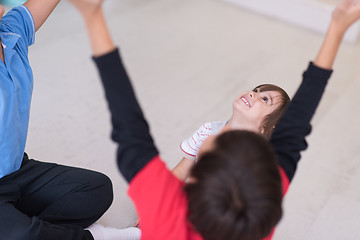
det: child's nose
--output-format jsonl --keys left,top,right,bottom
{"left": 250, "top": 91, "right": 258, "bottom": 99}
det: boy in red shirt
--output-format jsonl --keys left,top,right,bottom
{"left": 70, "top": 0, "right": 360, "bottom": 239}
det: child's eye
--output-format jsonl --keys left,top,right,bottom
{"left": 253, "top": 88, "right": 258, "bottom": 93}
{"left": 262, "top": 97, "right": 268, "bottom": 103}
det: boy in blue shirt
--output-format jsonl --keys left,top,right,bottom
{"left": 0, "top": 1, "right": 136, "bottom": 239}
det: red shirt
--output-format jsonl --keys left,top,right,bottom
{"left": 129, "top": 156, "right": 290, "bottom": 240}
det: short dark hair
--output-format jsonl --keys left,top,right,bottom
{"left": 254, "top": 84, "right": 290, "bottom": 139}
{"left": 185, "top": 130, "right": 283, "bottom": 240}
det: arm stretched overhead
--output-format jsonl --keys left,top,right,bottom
{"left": 70, "top": 0, "right": 159, "bottom": 182}
{"left": 272, "top": 0, "right": 360, "bottom": 182}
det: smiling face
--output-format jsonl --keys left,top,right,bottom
{"left": 199, "top": 84, "right": 289, "bottom": 157}
{"left": 230, "top": 86, "right": 285, "bottom": 133}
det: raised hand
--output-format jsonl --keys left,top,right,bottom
{"left": 68, "top": 0, "right": 104, "bottom": 20}
{"left": 314, "top": 0, "right": 360, "bottom": 69}
{"left": 68, "top": 0, "right": 114, "bottom": 57}
{"left": 332, "top": 0, "right": 360, "bottom": 34}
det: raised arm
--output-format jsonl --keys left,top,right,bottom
{"left": 23, "top": 0, "right": 61, "bottom": 32}
{"left": 271, "top": 0, "right": 360, "bottom": 182}
{"left": 69, "top": 0, "right": 159, "bottom": 182}
{"left": 68, "top": 0, "right": 114, "bottom": 56}
{"left": 315, "top": 0, "right": 360, "bottom": 69}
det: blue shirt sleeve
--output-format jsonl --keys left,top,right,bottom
{"left": 1, "top": 5, "right": 35, "bottom": 47}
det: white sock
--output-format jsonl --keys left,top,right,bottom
{"left": 86, "top": 223, "right": 141, "bottom": 240}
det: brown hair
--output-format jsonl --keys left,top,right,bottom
{"left": 185, "top": 131, "right": 283, "bottom": 240}
{"left": 254, "top": 84, "right": 290, "bottom": 139}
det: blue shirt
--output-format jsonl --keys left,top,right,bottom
{"left": 0, "top": 5, "right": 35, "bottom": 179}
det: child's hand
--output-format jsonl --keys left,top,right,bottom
{"left": 68, "top": 0, "right": 104, "bottom": 19}
{"left": 331, "top": 0, "right": 360, "bottom": 34}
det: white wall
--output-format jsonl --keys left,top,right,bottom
{"left": 223, "top": 0, "right": 360, "bottom": 42}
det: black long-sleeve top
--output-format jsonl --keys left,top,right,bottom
{"left": 270, "top": 62, "right": 332, "bottom": 181}
{"left": 93, "top": 49, "right": 332, "bottom": 240}
{"left": 93, "top": 49, "right": 332, "bottom": 184}
{"left": 93, "top": 49, "right": 158, "bottom": 182}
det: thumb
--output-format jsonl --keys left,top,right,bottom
{"left": 0, "top": 6, "right": 4, "bottom": 20}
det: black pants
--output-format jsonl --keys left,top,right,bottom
{"left": 0, "top": 153, "right": 113, "bottom": 240}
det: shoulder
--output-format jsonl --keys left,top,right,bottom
{"left": 0, "top": 6, "right": 35, "bottom": 46}
{"left": 1, "top": 6, "right": 34, "bottom": 28}
{"left": 129, "top": 156, "right": 184, "bottom": 200}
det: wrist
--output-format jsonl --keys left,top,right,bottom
{"left": 82, "top": 8, "right": 104, "bottom": 25}
{"left": 328, "top": 20, "right": 348, "bottom": 38}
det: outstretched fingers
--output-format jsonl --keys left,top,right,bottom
{"left": 342, "top": 0, "right": 353, "bottom": 8}
{"left": 339, "top": 0, "right": 360, "bottom": 13}
{"left": 331, "top": 0, "right": 360, "bottom": 31}
{"left": 353, "top": 0, "right": 360, "bottom": 9}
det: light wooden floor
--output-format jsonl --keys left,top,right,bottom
{"left": 21, "top": 0, "right": 360, "bottom": 239}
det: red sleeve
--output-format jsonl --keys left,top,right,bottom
{"left": 261, "top": 167, "right": 290, "bottom": 240}
{"left": 128, "top": 156, "right": 203, "bottom": 240}
{"left": 279, "top": 166, "right": 290, "bottom": 197}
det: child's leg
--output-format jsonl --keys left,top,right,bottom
{"left": 0, "top": 201, "right": 94, "bottom": 240}
{"left": 0, "top": 155, "right": 106, "bottom": 240}
{"left": 13, "top": 154, "right": 113, "bottom": 227}
{"left": 12, "top": 158, "right": 141, "bottom": 240}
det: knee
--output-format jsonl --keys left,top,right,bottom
{"left": 89, "top": 172, "right": 114, "bottom": 210}
{"left": 98, "top": 173, "right": 114, "bottom": 207}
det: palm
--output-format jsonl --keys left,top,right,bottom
{"left": 332, "top": 0, "right": 360, "bottom": 29}
{"left": 68, "top": 0, "right": 103, "bottom": 17}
